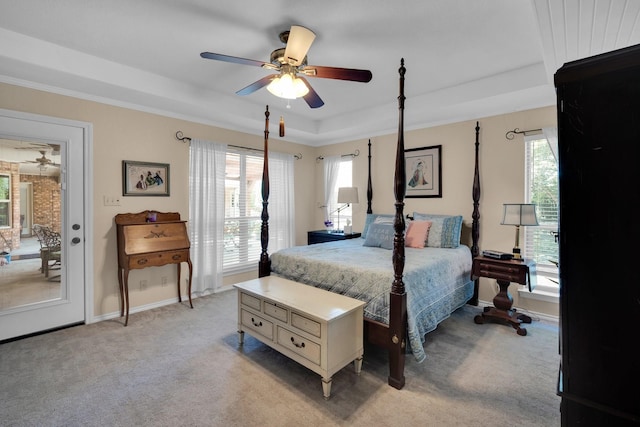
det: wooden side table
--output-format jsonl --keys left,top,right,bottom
{"left": 307, "top": 230, "right": 361, "bottom": 245}
{"left": 471, "top": 256, "right": 536, "bottom": 336}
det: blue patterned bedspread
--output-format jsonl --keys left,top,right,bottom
{"left": 270, "top": 239, "right": 474, "bottom": 362}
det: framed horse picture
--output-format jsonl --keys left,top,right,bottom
{"left": 122, "top": 160, "right": 170, "bottom": 196}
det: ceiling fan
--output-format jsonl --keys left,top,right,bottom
{"left": 27, "top": 151, "right": 59, "bottom": 168}
{"left": 200, "top": 25, "right": 373, "bottom": 108}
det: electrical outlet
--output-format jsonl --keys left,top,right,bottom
{"left": 161, "top": 276, "right": 167, "bottom": 286}
{"left": 140, "top": 280, "right": 148, "bottom": 290}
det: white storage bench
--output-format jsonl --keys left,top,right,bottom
{"left": 233, "top": 275, "right": 365, "bottom": 399}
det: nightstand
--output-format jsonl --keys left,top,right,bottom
{"left": 307, "top": 230, "right": 361, "bottom": 245}
{"left": 471, "top": 256, "right": 536, "bottom": 336}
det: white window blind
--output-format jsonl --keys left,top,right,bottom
{"left": 524, "top": 135, "right": 559, "bottom": 280}
{"left": 223, "top": 148, "right": 294, "bottom": 273}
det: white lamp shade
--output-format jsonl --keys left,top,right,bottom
{"left": 267, "top": 73, "right": 309, "bottom": 99}
{"left": 501, "top": 203, "right": 539, "bottom": 226}
{"left": 337, "top": 187, "right": 359, "bottom": 204}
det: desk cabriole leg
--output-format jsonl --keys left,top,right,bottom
{"left": 176, "top": 263, "right": 182, "bottom": 303}
{"left": 187, "top": 259, "right": 193, "bottom": 308}
{"left": 117, "top": 267, "right": 124, "bottom": 317}
{"left": 123, "top": 269, "right": 130, "bottom": 326}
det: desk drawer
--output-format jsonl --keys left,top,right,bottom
{"left": 124, "top": 222, "right": 190, "bottom": 253}
{"left": 241, "top": 309, "right": 274, "bottom": 340}
{"left": 128, "top": 249, "right": 189, "bottom": 268}
{"left": 277, "top": 326, "right": 321, "bottom": 365}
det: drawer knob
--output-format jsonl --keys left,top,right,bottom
{"left": 251, "top": 318, "right": 262, "bottom": 327}
{"left": 137, "top": 258, "right": 148, "bottom": 265}
{"left": 172, "top": 254, "right": 181, "bottom": 260}
{"left": 290, "top": 337, "right": 306, "bottom": 348}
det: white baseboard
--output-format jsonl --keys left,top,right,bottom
{"left": 90, "top": 287, "right": 236, "bottom": 324}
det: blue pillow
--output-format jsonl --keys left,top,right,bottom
{"left": 363, "top": 223, "right": 394, "bottom": 250}
{"left": 413, "top": 212, "right": 463, "bottom": 248}
{"left": 362, "top": 213, "right": 394, "bottom": 238}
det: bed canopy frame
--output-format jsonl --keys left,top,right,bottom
{"left": 258, "top": 59, "right": 481, "bottom": 390}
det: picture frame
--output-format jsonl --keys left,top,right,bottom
{"left": 404, "top": 145, "right": 442, "bottom": 198}
{"left": 122, "top": 160, "right": 170, "bottom": 197}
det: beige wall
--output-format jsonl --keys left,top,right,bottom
{"left": 317, "top": 108, "right": 558, "bottom": 317}
{"left": 0, "top": 81, "right": 558, "bottom": 320}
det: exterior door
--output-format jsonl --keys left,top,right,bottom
{"left": 0, "top": 109, "right": 89, "bottom": 341}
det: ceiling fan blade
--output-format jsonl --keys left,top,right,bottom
{"left": 236, "top": 75, "right": 278, "bottom": 96}
{"left": 297, "top": 76, "right": 324, "bottom": 108}
{"left": 200, "top": 52, "right": 267, "bottom": 68}
{"left": 283, "top": 25, "right": 316, "bottom": 66}
{"left": 303, "top": 65, "right": 372, "bottom": 82}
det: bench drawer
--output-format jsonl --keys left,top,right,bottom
{"left": 291, "top": 312, "right": 321, "bottom": 338}
{"left": 277, "top": 326, "right": 321, "bottom": 366}
{"left": 240, "top": 292, "right": 262, "bottom": 311}
{"left": 240, "top": 309, "right": 273, "bottom": 340}
{"left": 264, "top": 300, "right": 288, "bottom": 322}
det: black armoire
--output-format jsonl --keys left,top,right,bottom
{"left": 555, "top": 45, "right": 640, "bottom": 426}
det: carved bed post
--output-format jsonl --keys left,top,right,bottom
{"left": 258, "top": 106, "right": 271, "bottom": 278}
{"left": 388, "top": 59, "right": 407, "bottom": 390}
{"left": 367, "top": 139, "right": 373, "bottom": 214}
{"left": 470, "top": 121, "right": 481, "bottom": 305}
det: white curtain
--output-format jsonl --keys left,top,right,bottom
{"left": 543, "top": 127, "right": 558, "bottom": 162}
{"left": 189, "top": 139, "right": 226, "bottom": 295}
{"left": 266, "top": 151, "right": 295, "bottom": 250}
{"left": 323, "top": 155, "right": 341, "bottom": 222}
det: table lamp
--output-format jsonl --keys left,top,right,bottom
{"left": 334, "top": 187, "right": 359, "bottom": 232}
{"left": 501, "top": 203, "right": 538, "bottom": 260}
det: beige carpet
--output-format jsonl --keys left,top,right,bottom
{"left": 0, "top": 289, "right": 560, "bottom": 426}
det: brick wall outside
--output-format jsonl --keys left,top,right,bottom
{"left": 21, "top": 173, "right": 61, "bottom": 232}
{"left": 0, "top": 160, "right": 60, "bottom": 252}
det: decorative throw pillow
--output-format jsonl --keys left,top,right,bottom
{"left": 413, "top": 212, "right": 463, "bottom": 248}
{"left": 405, "top": 220, "right": 432, "bottom": 248}
{"left": 362, "top": 213, "right": 394, "bottom": 238}
{"left": 363, "top": 222, "right": 394, "bottom": 250}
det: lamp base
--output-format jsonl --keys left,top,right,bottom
{"left": 512, "top": 247, "right": 522, "bottom": 260}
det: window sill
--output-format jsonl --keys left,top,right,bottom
{"left": 518, "top": 275, "right": 559, "bottom": 303}
{"left": 518, "top": 286, "right": 559, "bottom": 303}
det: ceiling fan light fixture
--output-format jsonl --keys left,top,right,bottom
{"left": 267, "top": 73, "right": 309, "bottom": 99}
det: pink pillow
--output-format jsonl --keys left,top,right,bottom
{"left": 405, "top": 220, "right": 432, "bottom": 248}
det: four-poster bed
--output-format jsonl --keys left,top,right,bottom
{"left": 257, "top": 59, "right": 481, "bottom": 389}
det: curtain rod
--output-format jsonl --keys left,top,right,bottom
{"left": 175, "top": 131, "right": 301, "bottom": 159}
{"left": 316, "top": 148, "right": 360, "bottom": 163}
{"left": 505, "top": 128, "right": 543, "bottom": 140}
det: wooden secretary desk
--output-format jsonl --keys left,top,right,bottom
{"left": 115, "top": 211, "right": 193, "bottom": 326}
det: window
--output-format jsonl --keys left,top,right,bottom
{"left": 524, "top": 132, "right": 559, "bottom": 292}
{"left": 0, "top": 175, "right": 10, "bottom": 228}
{"left": 223, "top": 149, "right": 264, "bottom": 271}
{"left": 223, "top": 148, "right": 294, "bottom": 273}
{"left": 326, "top": 159, "right": 353, "bottom": 230}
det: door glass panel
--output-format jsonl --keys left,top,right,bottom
{"left": 0, "top": 138, "right": 62, "bottom": 311}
